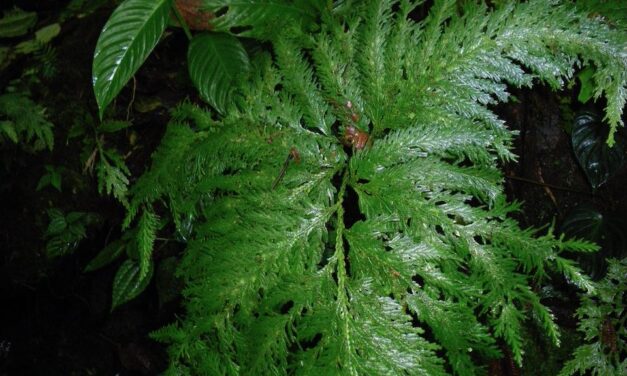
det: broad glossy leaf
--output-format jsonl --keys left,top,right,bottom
{"left": 93, "top": 0, "right": 172, "bottom": 118}
{"left": 561, "top": 205, "right": 627, "bottom": 278}
{"left": 111, "top": 258, "right": 154, "bottom": 311}
{"left": 84, "top": 239, "right": 126, "bottom": 272}
{"left": 561, "top": 206, "right": 604, "bottom": 241}
{"left": 572, "top": 111, "right": 624, "bottom": 189}
{"left": 188, "top": 32, "right": 250, "bottom": 113}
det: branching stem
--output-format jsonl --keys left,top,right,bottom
{"left": 505, "top": 174, "right": 591, "bottom": 196}
{"left": 333, "top": 168, "right": 357, "bottom": 374}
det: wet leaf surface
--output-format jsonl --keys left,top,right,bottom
{"left": 572, "top": 111, "right": 624, "bottom": 189}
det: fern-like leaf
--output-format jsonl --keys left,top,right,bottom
{"left": 126, "top": 1, "right": 625, "bottom": 373}
{"left": 136, "top": 209, "right": 159, "bottom": 279}
{"left": 97, "top": 148, "right": 130, "bottom": 204}
{"left": 560, "top": 258, "right": 627, "bottom": 376}
{"left": 0, "top": 93, "right": 54, "bottom": 150}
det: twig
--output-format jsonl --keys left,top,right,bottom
{"left": 126, "top": 76, "right": 136, "bottom": 121}
{"left": 271, "top": 155, "right": 292, "bottom": 190}
{"left": 505, "top": 174, "right": 591, "bottom": 196}
{"left": 98, "top": 333, "right": 119, "bottom": 348}
{"left": 83, "top": 146, "right": 99, "bottom": 174}
{"left": 536, "top": 163, "right": 559, "bottom": 212}
{"left": 271, "top": 148, "right": 300, "bottom": 190}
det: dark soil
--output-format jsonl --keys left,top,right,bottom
{"left": 1, "top": 2, "right": 191, "bottom": 375}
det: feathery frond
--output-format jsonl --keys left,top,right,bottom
{"left": 131, "top": 1, "right": 624, "bottom": 373}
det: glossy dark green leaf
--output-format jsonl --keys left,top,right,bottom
{"left": 572, "top": 111, "right": 625, "bottom": 189}
{"left": 46, "top": 209, "right": 67, "bottom": 235}
{"left": 111, "top": 258, "right": 154, "bottom": 311}
{"left": 46, "top": 236, "right": 78, "bottom": 258}
{"left": 187, "top": 32, "right": 250, "bottom": 114}
{"left": 561, "top": 205, "right": 627, "bottom": 279}
{"left": 84, "top": 239, "right": 126, "bottom": 272}
{"left": 561, "top": 206, "right": 604, "bottom": 241}
{"left": 92, "top": 0, "right": 172, "bottom": 119}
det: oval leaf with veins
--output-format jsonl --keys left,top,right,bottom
{"left": 111, "top": 258, "right": 154, "bottom": 311}
{"left": 572, "top": 111, "right": 624, "bottom": 189}
{"left": 93, "top": 0, "right": 172, "bottom": 118}
{"left": 188, "top": 32, "right": 250, "bottom": 114}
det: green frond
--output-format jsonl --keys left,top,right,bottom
{"left": 352, "top": 122, "right": 500, "bottom": 174}
{"left": 357, "top": 0, "right": 396, "bottom": 130}
{"left": 348, "top": 281, "right": 447, "bottom": 376}
{"left": 122, "top": 0, "right": 626, "bottom": 373}
{"left": 125, "top": 121, "right": 198, "bottom": 228}
{"left": 407, "top": 290, "right": 501, "bottom": 376}
{"left": 493, "top": 302, "right": 525, "bottom": 365}
{"left": 0, "top": 92, "right": 54, "bottom": 150}
{"left": 560, "top": 258, "right": 627, "bottom": 375}
{"left": 554, "top": 256, "right": 595, "bottom": 293}
{"left": 274, "top": 35, "right": 333, "bottom": 135}
{"left": 493, "top": 0, "right": 627, "bottom": 144}
{"left": 136, "top": 208, "right": 158, "bottom": 279}
{"left": 97, "top": 148, "right": 130, "bottom": 204}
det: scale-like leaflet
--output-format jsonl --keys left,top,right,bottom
{"left": 135, "top": 1, "right": 624, "bottom": 374}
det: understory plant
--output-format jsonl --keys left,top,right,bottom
{"left": 560, "top": 258, "right": 627, "bottom": 376}
{"left": 0, "top": 7, "right": 59, "bottom": 152}
{"left": 92, "top": 0, "right": 323, "bottom": 117}
{"left": 97, "top": 0, "right": 626, "bottom": 374}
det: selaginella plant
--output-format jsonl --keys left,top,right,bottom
{"left": 560, "top": 258, "right": 627, "bottom": 376}
{"left": 115, "top": 0, "right": 625, "bottom": 374}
